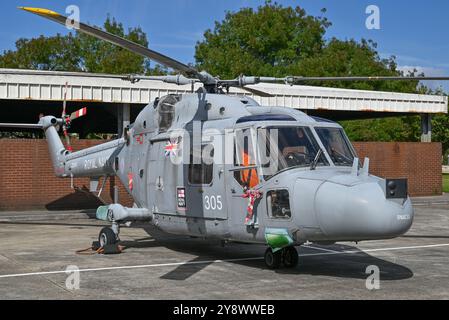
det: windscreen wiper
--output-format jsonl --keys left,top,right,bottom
{"left": 310, "top": 149, "right": 324, "bottom": 170}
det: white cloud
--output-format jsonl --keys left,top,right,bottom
{"left": 397, "top": 65, "right": 446, "bottom": 77}
{"left": 397, "top": 65, "right": 448, "bottom": 91}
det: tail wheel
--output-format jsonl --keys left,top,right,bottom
{"left": 264, "top": 247, "right": 282, "bottom": 269}
{"left": 283, "top": 246, "right": 299, "bottom": 268}
{"left": 99, "top": 227, "right": 118, "bottom": 247}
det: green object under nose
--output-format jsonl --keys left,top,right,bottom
{"left": 265, "top": 228, "right": 294, "bottom": 252}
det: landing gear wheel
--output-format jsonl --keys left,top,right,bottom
{"left": 264, "top": 247, "right": 282, "bottom": 269}
{"left": 99, "top": 227, "right": 118, "bottom": 247}
{"left": 283, "top": 246, "right": 299, "bottom": 268}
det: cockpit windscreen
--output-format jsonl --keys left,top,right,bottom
{"left": 315, "top": 127, "right": 355, "bottom": 166}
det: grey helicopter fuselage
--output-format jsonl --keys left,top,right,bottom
{"left": 38, "top": 92, "right": 414, "bottom": 247}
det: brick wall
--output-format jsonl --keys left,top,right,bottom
{"left": 0, "top": 140, "right": 443, "bottom": 211}
{"left": 0, "top": 139, "right": 133, "bottom": 211}
{"left": 353, "top": 142, "right": 442, "bottom": 196}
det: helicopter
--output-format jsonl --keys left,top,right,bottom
{"left": 2, "top": 6, "right": 448, "bottom": 269}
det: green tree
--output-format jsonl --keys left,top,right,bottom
{"left": 432, "top": 114, "right": 449, "bottom": 156}
{"left": 341, "top": 116, "right": 421, "bottom": 142}
{"left": 296, "top": 38, "right": 419, "bottom": 93}
{"left": 194, "top": 2, "right": 419, "bottom": 93}
{"left": 195, "top": 1, "right": 443, "bottom": 146}
{"left": 195, "top": 2, "right": 331, "bottom": 78}
{"left": 0, "top": 16, "right": 159, "bottom": 75}
{"left": 77, "top": 16, "right": 150, "bottom": 74}
{"left": 0, "top": 33, "right": 81, "bottom": 71}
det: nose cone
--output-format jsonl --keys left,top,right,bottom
{"left": 314, "top": 181, "right": 414, "bottom": 240}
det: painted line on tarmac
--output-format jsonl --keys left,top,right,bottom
{"left": 305, "top": 245, "right": 340, "bottom": 254}
{"left": 0, "top": 257, "right": 263, "bottom": 279}
{"left": 0, "top": 242, "right": 449, "bottom": 280}
{"left": 413, "top": 201, "right": 449, "bottom": 206}
{"left": 301, "top": 243, "right": 449, "bottom": 257}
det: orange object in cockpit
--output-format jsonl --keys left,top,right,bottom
{"left": 241, "top": 151, "right": 259, "bottom": 188}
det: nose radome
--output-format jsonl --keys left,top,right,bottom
{"left": 314, "top": 180, "right": 414, "bottom": 241}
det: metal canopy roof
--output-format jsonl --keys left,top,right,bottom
{"left": 0, "top": 68, "right": 447, "bottom": 114}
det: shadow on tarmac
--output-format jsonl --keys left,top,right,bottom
{"left": 118, "top": 224, "right": 414, "bottom": 281}
{"left": 0, "top": 219, "right": 414, "bottom": 282}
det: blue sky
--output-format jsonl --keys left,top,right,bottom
{"left": 1, "top": 0, "right": 449, "bottom": 89}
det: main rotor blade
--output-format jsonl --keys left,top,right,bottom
{"left": 19, "top": 7, "right": 201, "bottom": 79}
{"left": 287, "top": 76, "right": 449, "bottom": 83}
{"left": 241, "top": 86, "right": 274, "bottom": 98}
{"left": 228, "top": 75, "right": 449, "bottom": 87}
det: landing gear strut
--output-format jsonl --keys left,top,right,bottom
{"left": 264, "top": 246, "right": 299, "bottom": 269}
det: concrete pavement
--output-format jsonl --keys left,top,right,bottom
{"left": 0, "top": 203, "right": 448, "bottom": 299}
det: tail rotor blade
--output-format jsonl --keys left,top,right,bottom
{"left": 70, "top": 107, "right": 87, "bottom": 121}
{"left": 62, "top": 82, "right": 68, "bottom": 118}
{"left": 62, "top": 126, "right": 72, "bottom": 152}
{"left": 61, "top": 82, "right": 73, "bottom": 152}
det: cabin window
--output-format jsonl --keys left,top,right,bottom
{"left": 188, "top": 146, "right": 214, "bottom": 185}
{"left": 157, "top": 95, "right": 180, "bottom": 132}
{"left": 267, "top": 190, "right": 291, "bottom": 219}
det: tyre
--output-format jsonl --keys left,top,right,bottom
{"left": 283, "top": 246, "right": 299, "bottom": 268}
{"left": 264, "top": 247, "right": 282, "bottom": 269}
{"left": 99, "top": 227, "right": 118, "bottom": 247}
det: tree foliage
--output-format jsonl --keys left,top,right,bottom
{"left": 295, "top": 38, "right": 419, "bottom": 93}
{"left": 195, "top": 2, "right": 419, "bottom": 93}
{"left": 195, "top": 2, "right": 330, "bottom": 78}
{"left": 77, "top": 16, "right": 150, "bottom": 74}
{"left": 0, "top": 16, "right": 158, "bottom": 75}
{"left": 0, "top": 33, "right": 81, "bottom": 71}
{"left": 195, "top": 1, "right": 448, "bottom": 154}
{"left": 341, "top": 116, "right": 421, "bottom": 142}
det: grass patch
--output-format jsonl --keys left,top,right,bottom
{"left": 444, "top": 174, "right": 449, "bottom": 193}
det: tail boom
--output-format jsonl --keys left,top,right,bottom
{"left": 39, "top": 116, "right": 124, "bottom": 178}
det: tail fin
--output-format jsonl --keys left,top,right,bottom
{"left": 39, "top": 116, "right": 68, "bottom": 176}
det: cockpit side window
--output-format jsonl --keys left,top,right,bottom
{"left": 267, "top": 190, "right": 291, "bottom": 219}
{"left": 233, "top": 129, "right": 260, "bottom": 189}
{"left": 260, "top": 126, "right": 328, "bottom": 180}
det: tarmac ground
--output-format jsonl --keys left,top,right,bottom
{"left": 0, "top": 196, "right": 448, "bottom": 300}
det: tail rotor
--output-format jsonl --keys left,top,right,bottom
{"left": 61, "top": 82, "right": 88, "bottom": 153}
